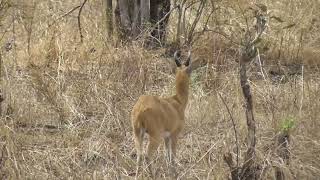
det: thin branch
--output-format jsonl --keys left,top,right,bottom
{"left": 190, "top": 7, "right": 216, "bottom": 46}
{"left": 59, "top": 5, "right": 81, "bottom": 21}
{"left": 78, "top": 0, "right": 88, "bottom": 43}
{"left": 218, "top": 92, "right": 239, "bottom": 170}
{"left": 256, "top": 49, "right": 267, "bottom": 80}
{"left": 203, "top": 29, "right": 241, "bottom": 46}
{"left": 37, "top": 5, "right": 81, "bottom": 37}
{"left": 139, "top": 5, "right": 179, "bottom": 41}
{"left": 299, "top": 65, "right": 304, "bottom": 117}
{"left": 185, "top": 0, "right": 201, "bottom": 10}
{"left": 236, "top": 0, "right": 250, "bottom": 37}
{"left": 249, "top": 24, "right": 266, "bottom": 46}
{"left": 153, "top": 5, "right": 179, "bottom": 29}
{"left": 178, "top": 141, "right": 220, "bottom": 179}
{"left": 186, "top": 0, "right": 206, "bottom": 45}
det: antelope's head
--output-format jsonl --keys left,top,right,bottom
{"left": 173, "top": 50, "right": 193, "bottom": 79}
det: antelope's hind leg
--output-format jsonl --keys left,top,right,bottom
{"left": 164, "top": 136, "right": 172, "bottom": 165}
{"left": 146, "top": 134, "right": 161, "bottom": 179}
{"left": 165, "top": 136, "right": 176, "bottom": 178}
{"left": 133, "top": 127, "right": 145, "bottom": 179}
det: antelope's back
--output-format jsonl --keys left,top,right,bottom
{"left": 131, "top": 95, "right": 183, "bottom": 132}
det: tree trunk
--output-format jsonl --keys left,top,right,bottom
{"left": 116, "top": 0, "right": 132, "bottom": 38}
{"left": 158, "top": 0, "right": 170, "bottom": 43}
{"left": 132, "top": 0, "right": 141, "bottom": 37}
{"left": 150, "top": 0, "right": 170, "bottom": 45}
{"left": 0, "top": 53, "right": 3, "bottom": 117}
{"left": 114, "top": 0, "right": 170, "bottom": 44}
{"left": 239, "top": 60, "right": 257, "bottom": 180}
{"left": 105, "top": 0, "right": 113, "bottom": 37}
{"left": 140, "top": 0, "right": 150, "bottom": 27}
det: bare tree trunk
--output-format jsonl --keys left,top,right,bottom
{"left": 132, "top": 0, "right": 141, "bottom": 37}
{"left": 186, "top": 0, "right": 206, "bottom": 45}
{"left": 239, "top": 59, "right": 257, "bottom": 180}
{"left": 223, "top": 50, "right": 259, "bottom": 180}
{"left": 117, "top": 0, "right": 132, "bottom": 36}
{"left": 105, "top": 0, "right": 113, "bottom": 37}
{"left": 175, "top": 4, "right": 182, "bottom": 46}
{"left": 158, "top": 0, "right": 170, "bottom": 43}
{"left": 114, "top": 0, "right": 170, "bottom": 43}
{"left": 150, "top": 0, "right": 171, "bottom": 44}
{"left": 140, "top": 0, "right": 150, "bottom": 28}
{"left": 224, "top": 9, "right": 268, "bottom": 180}
{"left": 0, "top": 53, "right": 3, "bottom": 117}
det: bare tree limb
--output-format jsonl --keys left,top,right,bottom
{"left": 78, "top": 0, "right": 88, "bottom": 43}
{"left": 190, "top": 7, "right": 216, "bottom": 46}
{"left": 201, "top": 28, "right": 241, "bottom": 46}
{"left": 224, "top": 6, "right": 268, "bottom": 180}
{"left": 140, "top": 0, "right": 150, "bottom": 27}
{"left": 57, "top": 5, "right": 81, "bottom": 23}
{"left": 186, "top": 0, "right": 206, "bottom": 45}
{"left": 218, "top": 92, "right": 240, "bottom": 171}
{"left": 224, "top": 152, "right": 239, "bottom": 180}
{"left": 139, "top": 5, "right": 179, "bottom": 42}
{"left": 0, "top": 53, "right": 3, "bottom": 117}
{"left": 239, "top": 60, "right": 256, "bottom": 179}
{"left": 153, "top": 5, "right": 179, "bottom": 31}
{"left": 105, "top": 0, "right": 113, "bottom": 37}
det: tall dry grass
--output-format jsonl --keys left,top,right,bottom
{"left": 0, "top": 0, "right": 320, "bottom": 179}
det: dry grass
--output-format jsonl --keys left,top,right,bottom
{"left": 1, "top": 0, "right": 320, "bottom": 179}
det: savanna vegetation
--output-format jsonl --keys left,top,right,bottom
{"left": 0, "top": 0, "right": 320, "bottom": 179}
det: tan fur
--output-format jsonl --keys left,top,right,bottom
{"left": 131, "top": 52, "right": 192, "bottom": 179}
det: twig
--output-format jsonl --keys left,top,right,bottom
{"left": 186, "top": 0, "right": 206, "bottom": 45}
{"left": 36, "top": 5, "right": 81, "bottom": 38}
{"left": 204, "top": 29, "right": 241, "bottom": 46}
{"left": 178, "top": 141, "right": 219, "bottom": 179}
{"left": 139, "top": 5, "right": 179, "bottom": 42}
{"left": 256, "top": 48, "right": 267, "bottom": 80}
{"left": 218, "top": 92, "right": 239, "bottom": 170}
{"left": 190, "top": 7, "right": 216, "bottom": 46}
{"left": 236, "top": 0, "right": 250, "bottom": 38}
{"left": 299, "top": 65, "right": 304, "bottom": 117}
{"left": 78, "top": 0, "right": 88, "bottom": 43}
{"left": 64, "top": 5, "right": 81, "bottom": 17}
{"left": 153, "top": 5, "right": 179, "bottom": 30}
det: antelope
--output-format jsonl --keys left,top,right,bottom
{"left": 131, "top": 50, "right": 192, "bottom": 179}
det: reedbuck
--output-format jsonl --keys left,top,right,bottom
{"left": 131, "top": 50, "right": 192, "bottom": 178}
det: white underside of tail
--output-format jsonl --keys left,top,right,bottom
{"left": 142, "top": 128, "right": 171, "bottom": 138}
{"left": 162, "top": 131, "right": 171, "bottom": 138}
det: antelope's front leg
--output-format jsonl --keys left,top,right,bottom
{"left": 165, "top": 135, "right": 177, "bottom": 178}
{"left": 170, "top": 133, "right": 180, "bottom": 178}
{"left": 146, "top": 134, "right": 161, "bottom": 179}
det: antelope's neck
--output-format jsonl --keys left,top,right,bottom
{"left": 175, "top": 79, "right": 189, "bottom": 109}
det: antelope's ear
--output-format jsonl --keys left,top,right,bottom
{"left": 184, "top": 50, "right": 191, "bottom": 66}
{"left": 174, "top": 51, "right": 181, "bottom": 67}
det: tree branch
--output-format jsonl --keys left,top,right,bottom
{"left": 218, "top": 92, "right": 239, "bottom": 170}
{"left": 78, "top": 0, "right": 88, "bottom": 43}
